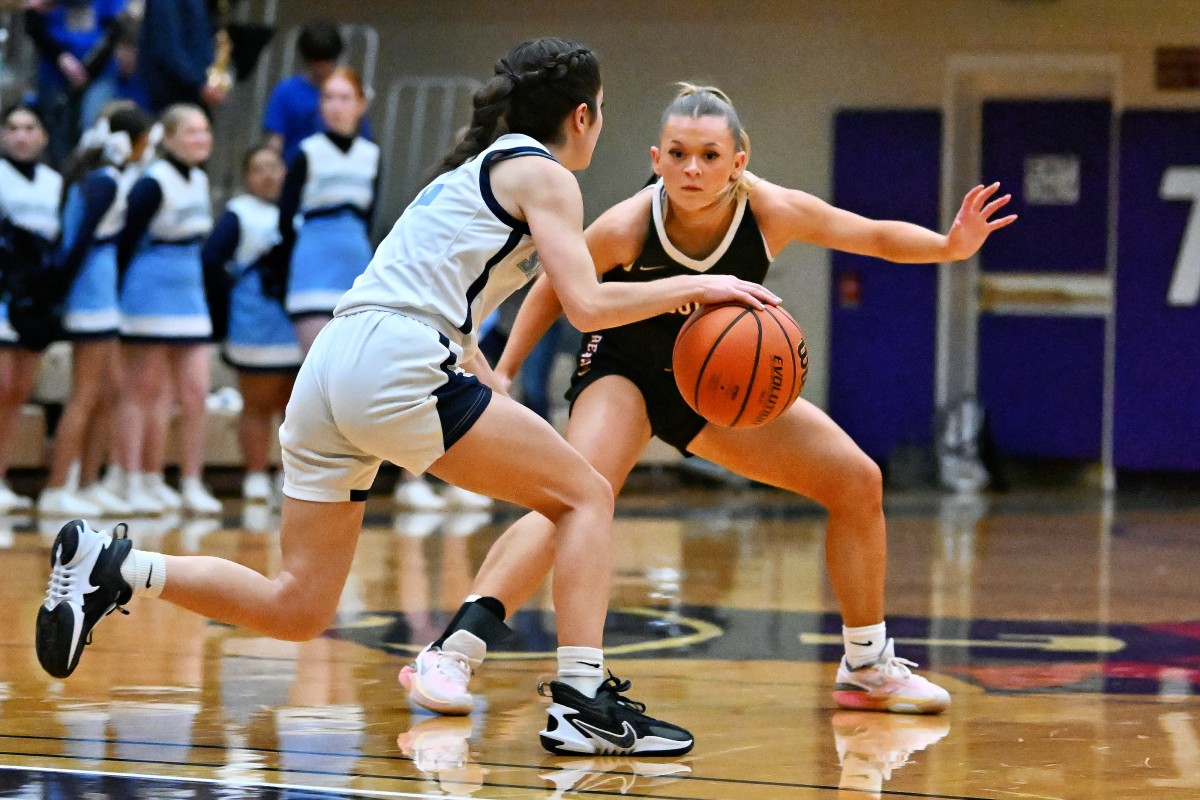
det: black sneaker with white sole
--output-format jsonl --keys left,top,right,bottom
{"left": 538, "top": 674, "right": 694, "bottom": 756}
{"left": 36, "top": 519, "right": 134, "bottom": 679}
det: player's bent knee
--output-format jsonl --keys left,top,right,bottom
{"left": 816, "top": 452, "right": 883, "bottom": 514}
{"left": 540, "top": 466, "right": 614, "bottom": 524}
{"left": 269, "top": 586, "right": 339, "bottom": 641}
{"left": 845, "top": 454, "right": 884, "bottom": 509}
{"left": 578, "top": 466, "right": 616, "bottom": 515}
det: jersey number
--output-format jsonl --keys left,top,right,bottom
{"left": 1160, "top": 166, "right": 1200, "bottom": 307}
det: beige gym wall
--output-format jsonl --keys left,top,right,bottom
{"left": 255, "top": 0, "right": 1200, "bottom": 407}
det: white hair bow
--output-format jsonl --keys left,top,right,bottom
{"left": 79, "top": 118, "right": 133, "bottom": 166}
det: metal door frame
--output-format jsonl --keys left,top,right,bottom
{"left": 937, "top": 53, "right": 1122, "bottom": 491}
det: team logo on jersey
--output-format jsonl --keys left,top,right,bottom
{"left": 673, "top": 301, "right": 701, "bottom": 316}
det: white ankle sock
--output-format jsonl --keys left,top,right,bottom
{"left": 844, "top": 622, "right": 887, "bottom": 668}
{"left": 120, "top": 549, "right": 167, "bottom": 599}
{"left": 557, "top": 646, "right": 604, "bottom": 697}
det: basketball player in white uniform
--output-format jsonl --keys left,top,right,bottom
{"left": 37, "top": 39, "right": 778, "bottom": 757}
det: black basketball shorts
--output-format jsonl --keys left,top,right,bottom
{"left": 565, "top": 332, "right": 706, "bottom": 455}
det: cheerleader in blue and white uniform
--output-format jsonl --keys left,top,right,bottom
{"left": 278, "top": 67, "right": 379, "bottom": 353}
{"left": 202, "top": 145, "right": 300, "bottom": 503}
{"left": 0, "top": 103, "right": 61, "bottom": 514}
{"left": 37, "top": 105, "right": 154, "bottom": 519}
{"left": 115, "top": 104, "right": 221, "bottom": 515}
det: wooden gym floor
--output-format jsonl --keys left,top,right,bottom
{"left": 0, "top": 473, "right": 1198, "bottom": 799}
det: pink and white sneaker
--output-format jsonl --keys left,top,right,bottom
{"left": 834, "top": 639, "right": 950, "bottom": 714}
{"left": 399, "top": 630, "right": 485, "bottom": 715}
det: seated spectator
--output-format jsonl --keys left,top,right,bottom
{"left": 263, "top": 20, "right": 370, "bottom": 163}
{"left": 23, "top": 0, "right": 127, "bottom": 166}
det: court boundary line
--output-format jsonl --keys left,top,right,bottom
{"left": 0, "top": 739, "right": 1007, "bottom": 800}
{"left": 0, "top": 763, "right": 493, "bottom": 800}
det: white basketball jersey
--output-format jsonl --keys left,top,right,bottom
{"left": 336, "top": 133, "right": 551, "bottom": 357}
{"left": 298, "top": 134, "right": 379, "bottom": 214}
{"left": 0, "top": 158, "right": 62, "bottom": 240}
{"left": 144, "top": 159, "right": 212, "bottom": 242}
{"left": 226, "top": 194, "right": 281, "bottom": 271}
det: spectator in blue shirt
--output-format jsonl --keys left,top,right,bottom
{"left": 110, "top": 11, "right": 149, "bottom": 111}
{"left": 263, "top": 20, "right": 370, "bottom": 163}
{"left": 23, "top": 0, "right": 127, "bottom": 165}
{"left": 138, "top": 0, "right": 226, "bottom": 113}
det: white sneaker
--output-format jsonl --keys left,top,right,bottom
{"left": 100, "top": 465, "right": 124, "bottom": 496}
{"left": 78, "top": 483, "right": 134, "bottom": 516}
{"left": 441, "top": 485, "right": 493, "bottom": 510}
{"left": 37, "top": 487, "right": 103, "bottom": 518}
{"left": 242, "top": 472, "right": 271, "bottom": 503}
{"left": 398, "top": 630, "right": 485, "bottom": 715}
{"left": 144, "top": 474, "right": 182, "bottom": 511}
{"left": 0, "top": 480, "right": 32, "bottom": 512}
{"left": 122, "top": 474, "right": 166, "bottom": 515}
{"left": 394, "top": 478, "right": 448, "bottom": 511}
{"left": 181, "top": 478, "right": 222, "bottom": 515}
{"left": 834, "top": 639, "right": 951, "bottom": 714}
{"left": 36, "top": 519, "right": 134, "bottom": 678}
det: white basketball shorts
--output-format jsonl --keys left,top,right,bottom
{"left": 280, "top": 309, "right": 492, "bottom": 502}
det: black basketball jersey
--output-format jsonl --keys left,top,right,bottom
{"left": 595, "top": 180, "right": 772, "bottom": 363}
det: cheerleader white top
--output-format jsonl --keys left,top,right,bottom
{"left": 56, "top": 164, "right": 131, "bottom": 337}
{"left": 202, "top": 193, "right": 302, "bottom": 369}
{"left": 335, "top": 133, "right": 553, "bottom": 359}
{"left": 0, "top": 156, "right": 62, "bottom": 240}
{"left": 117, "top": 155, "right": 214, "bottom": 341}
{"left": 0, "top": 156, "right": 61, "bottom": 344}
{"left": 279, "top": 131, "right": 380, "bottom": 317}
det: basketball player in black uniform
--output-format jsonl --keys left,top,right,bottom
{"left": 402, "top": 83, "right": 1016, "bottom": 717}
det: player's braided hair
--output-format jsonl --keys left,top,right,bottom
{"left": 662, "top": 83, "right": 753, "bottom": 199}
{"left": 433, "top": 37, "right": 601, "bottom": 176}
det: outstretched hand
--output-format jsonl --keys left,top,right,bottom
{"left": 946, "top": 182, "right": 1017, "bottom": 261}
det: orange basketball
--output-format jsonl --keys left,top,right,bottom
{"left": 672, "top": 303, "right": 809, "bottom": 428}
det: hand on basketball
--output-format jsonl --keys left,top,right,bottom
{"left": 691, "top": 275, "right": 781, "bottom": 310}
{"left": 945, "top": 182, "right": 1018, "bottom": 261}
